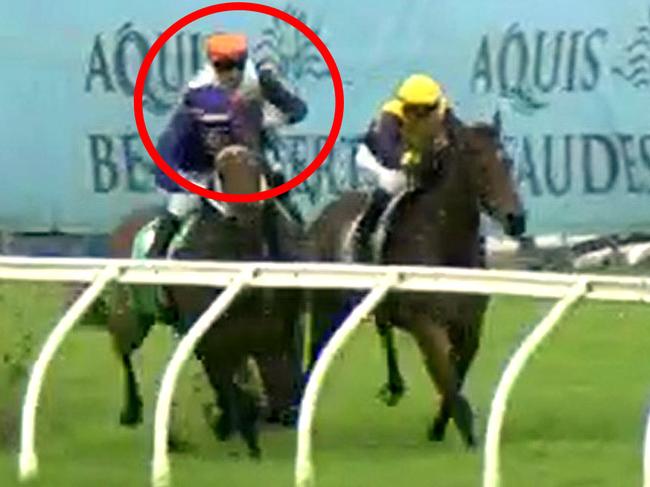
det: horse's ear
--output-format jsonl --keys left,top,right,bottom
{"left": 472, "top": 122, "right": 499, "bottom": 140}
{"left": 463, "top": 123, "right": 499, "bottom": 155}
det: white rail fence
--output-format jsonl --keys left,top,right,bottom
{"left": 0, "top": 257, "right": 649, "bottom": 487}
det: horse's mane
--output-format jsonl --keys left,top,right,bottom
{"left": 457, "top": 120, "right": 502, "bottom": 155}
{"left": 387, "top": 117, "right": 500, "bottom": 224}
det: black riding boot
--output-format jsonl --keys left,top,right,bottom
{"left": 146, "top": 212, "right": 182, "bottom": 324}
{"left": 147, "top": 212, "right": 181, "bottom": 259}
{"left": 356, "top": 189, "right": 391, "bottom": 262}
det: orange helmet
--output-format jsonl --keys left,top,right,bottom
{"left": 205, "top": 33, "right": 248, "bottom": 64}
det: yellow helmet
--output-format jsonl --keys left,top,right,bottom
{"left": 397, "top": 74, "right": 443, "bottom": 106}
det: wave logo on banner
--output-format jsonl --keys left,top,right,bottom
{"left": 84, "top": 3, "right": 328, "bottom": 116}
{"left": 84, "top": 3, "right": 343, "bottom": 204}
{"left": 612, "top": 8, "right": 650, "bottom": 89}
{"left": 253, "top": 3, "right": 329, "bottom": 85}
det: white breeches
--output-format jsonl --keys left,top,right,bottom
{"left": 355, "top": 144, "right": 407, "bottom": 195}
{"left": 163, "top": 171, "right": 212, "bottom": 218}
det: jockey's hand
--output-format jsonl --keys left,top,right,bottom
{"left": 400, "top": 150, "right": 421, "bottom": 167}
{"left": 269, "top": 170, "right": 286, "bottom": 188}
{"left": 256, "top": 61, "right": 279, "bottom": 86}
{"left": 255, "top": 60, "right": 307, "bottom": 124}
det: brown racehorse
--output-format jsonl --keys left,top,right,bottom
{"left": 165, "top": 145, "right": 303, "bottom": 457}
{"left": 304, "top": 120, "right": 526, "bottom": 448}
{"left": 104, "top": 145, "right": 303, "bottom": 458}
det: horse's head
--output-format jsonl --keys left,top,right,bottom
{"left": 213, "top": 144, "right": 266, "bottom": 195}
{"left": 468, "top": 124, "right": 526, "bottom": 237}
{"left": 211, "top": 144, "right": 268, "bottom": 224}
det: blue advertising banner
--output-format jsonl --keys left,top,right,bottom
{"left": 2, "top": 0, "right": 649, "bottom": 235}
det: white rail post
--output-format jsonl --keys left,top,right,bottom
{"left": 294, "top": 274, "right": 399, "bottom": 487}
{"left": 482, "top": 279, "right": 589, "bottom": 487}
{"left": 19, "top": 264, "right": 121, "bottom": 481}
{"left": 642, "top": 403, "right": 650, "bottom": 487}
{"left": 151, "top": 266, "right": 257, "bottom": 487}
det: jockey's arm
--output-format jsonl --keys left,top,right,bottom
{"left": 155, "top": 97, "right": 195, "bottom": 192}
{"left": 364, "top": 111, "right": 404, "bottom": 170}
{"left": 357, "top": 111, "right": 408, "bottom": 195}
{"left": 256, "top": 63, "right": 308, "bottom": 125}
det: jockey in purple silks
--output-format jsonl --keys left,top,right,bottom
{"left": 353, "top": 74, "right": 457, "bottom": 258}
{"left": 150, "top": 32, "right": 307, "bottom": 257}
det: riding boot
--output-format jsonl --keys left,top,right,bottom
{"left": 147, "top": 212, "right": 181, "bottom": 324}
{"left": 147, "top": 212, "right": 181, "bottom": 259}
{"left": 356, "top": 189, "right": 391, "bottom": 262}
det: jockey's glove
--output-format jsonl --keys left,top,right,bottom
{"left": 400, "top": 150, "right": 421, "bottom": 167}
{"left": 256, "top": 62, "right": 307, "bottom": 124}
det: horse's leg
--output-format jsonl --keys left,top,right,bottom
{"left": 206, "top": 358, "right": 261, "bottom": 459}
{"left": 304, "top": 292, "right": 341, "bottom": 373}
{"left": 376, "top": 318, "right": 406, "bottom": 407}
{"left": 232, "top": 368, "right": 262, "bottom": 460}
{"left": 409, "top": 314, "right": 476, "bottom": 448}
{"left": 308, "top": 291, "right": 356, "bottom": 367}
{"left": 430, "top": 305, "right": 486, "bottom": 443}
{"left": 198, "top": 352, "right": 236, "bottom": 442}
{"left": 255, "top": 351, "right": 298, "bottom": 426}
{"left": 429, "top": 350, "right": 469, "bottom": 443}
{"left": 107, "top": 285, "right": 155, "bottom": 427}
{"left": 254, "top": 304, "right": 303, "bottom": 427}
{"left": 119, "top": 352, "right": 143, "bottom": 426}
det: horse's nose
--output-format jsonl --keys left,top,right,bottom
{"left": 505, "top": 213, "right": 526, "bottom": 237}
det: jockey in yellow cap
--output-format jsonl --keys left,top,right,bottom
{"left": 357, "top": 73, "right": 452, "bottom": 189}
{"left": 354, "top": 73, "right": 458, "bottom": 260}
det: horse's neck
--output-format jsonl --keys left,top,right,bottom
{"left": 195, "top": 206, "right": 266, "bottom": 260}
{"left": 385, "top": 149, "right": 481, "bottom": 266}
{"left": 421, "top": 142, "right": 478, "bottom": 217}
{"left": 421, "top": 164, "right": 479, "bottom": 233}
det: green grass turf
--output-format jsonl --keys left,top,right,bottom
{"left": 0, "top": 281, "right": 649, "bottom": 486}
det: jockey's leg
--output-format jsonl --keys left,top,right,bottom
{"left": 147, "top": 211, "right": 180, "bottom": 259}
{"left": 147, "top": 191, "right": 202, "bottom": 259}
{"left": 356, "top": 188, "right": 391, "bottom": 262}
{"left": 148, "top": 190, "right": 203, "bottom": 323}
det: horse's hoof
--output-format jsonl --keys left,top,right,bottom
{"left": 214, "top": 415, "right": 234, "bottom": 442}
{"left": 466, "top": 437, "right": 478, "bottom": 451}
{"left": 167, "top": 434, "right": 192, "bottom": 453}
{"left": 248, "top": 446, "right": 262, "bottom": 461}
{"left": 377, "top": 383, "right": 405, "bottom": 407}
{"left": 279, "top": 406, "right": 299, "bottom": 428}
{"left": 452, "top": 395, "right": 477, "bottom": 450}
{"left": 264, "top": 409, "right": 282, "bottom": 425}
{"left": 119, "top": 405, "right": 142, "bottom": 427}
{"left": 158, "top": 305, "right": 179, "bottom": 326}
{"left": 427, "top": 420, "right": 446, "bottom": 442}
